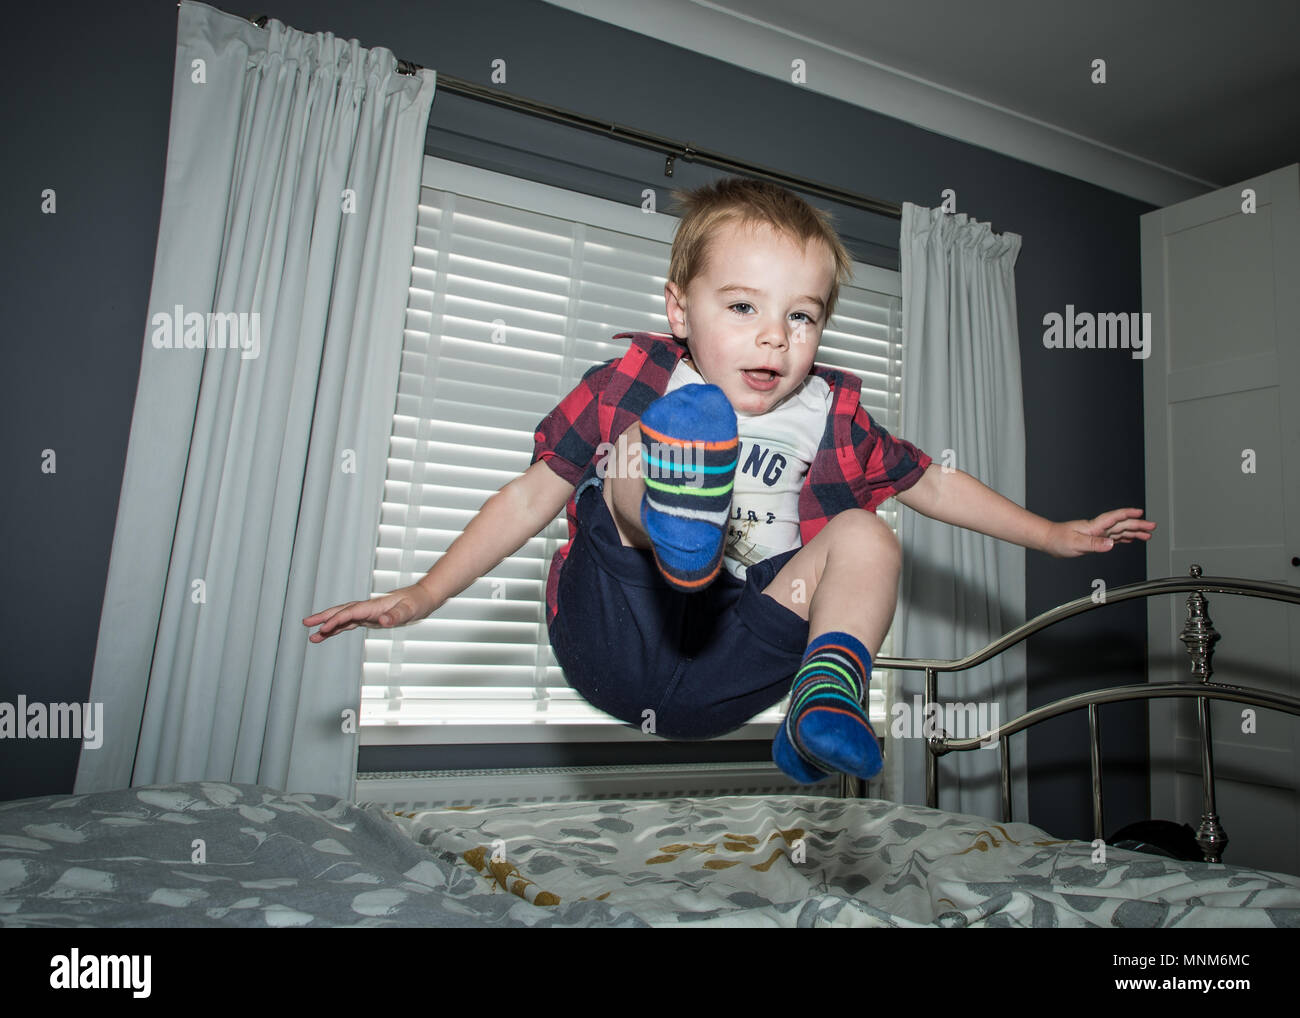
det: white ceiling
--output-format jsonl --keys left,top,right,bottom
{"left": 544, "top": 0, "right": 1300, "bottom": 207}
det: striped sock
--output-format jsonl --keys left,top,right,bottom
{"left": 637, "top": 383, "right": 738, "bottom": 591}
{"left": 772, "top": 631, "right": 882, "bottom": 783}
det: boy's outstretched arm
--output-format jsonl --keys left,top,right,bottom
{"left": 303, "top": 460, "right": 576, "bottom": 642}
{"left": 895, "top": 464, "right": 1156, "bottom": 557}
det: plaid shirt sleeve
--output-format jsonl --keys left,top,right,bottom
{"left": 853, "top": 402, "right": 933, "bottom": 511}
{"left": 530, "top": 358, "right": 616, "bottom": 485}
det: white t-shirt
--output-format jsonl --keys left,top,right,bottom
{"left": 663, "top": 359, "right": 832, "bottom": 580}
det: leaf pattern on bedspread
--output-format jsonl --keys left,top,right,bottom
{"left": 0, "top": 782, "right": 646, "bottom": 928}
{"left": 3, "top": 782, "right": 1300, "bottom": 927}
{"left": 388, "top": 794, "right": 1300, "bottom": 928}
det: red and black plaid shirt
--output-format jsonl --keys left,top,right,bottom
{"left": 531, "top": 332, "right": 933, "bottom": 626}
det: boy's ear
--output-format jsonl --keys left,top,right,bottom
{"left": 664, "top": 280, "right": 688, "bottom": 336}
{"left": 664, "top": 279, "right": 682, "bottom": 307}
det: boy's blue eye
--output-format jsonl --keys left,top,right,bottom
{"left": 729, "top": 303, "right": 817, "bottom": 325}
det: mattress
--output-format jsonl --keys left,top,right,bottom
{"left": 2, "top": 781, "right": 1297, "bottom": 927}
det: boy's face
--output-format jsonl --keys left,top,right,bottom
{"left": 664, "top": 219, "right": 833, "bottom": 416}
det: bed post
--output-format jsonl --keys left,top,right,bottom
{"left": 1179, "top": 564, "right": 1228, "bottom": 863}
{"left": 1088, "top": 703, "right": 1104, "bottom": 843}
{"left": 925, "top": 667, "right": 938, "bottom": 809}
{"left": 999, "top": 737, "right": 1012, "bottom": 823}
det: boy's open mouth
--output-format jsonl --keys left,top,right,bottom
{"left": 742, "top": 368, "right": 780, "bottom": 390}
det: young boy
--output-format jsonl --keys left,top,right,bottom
{"left": 304, "top": 178, "right": 1155, "bottom": 784}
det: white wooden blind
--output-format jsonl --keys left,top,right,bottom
{"left": 360, "top": 156, "right": 905, "bottom": 745}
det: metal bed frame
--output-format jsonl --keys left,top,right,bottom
{"left": 844, "top": 566, "right": 1300, "bottom": 864}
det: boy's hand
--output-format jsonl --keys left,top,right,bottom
{"left": 1045, "top": 508, "right": 1156, "bottom": 558}
{"left": 303, "top": 584, "right": 439, "bottom": 643}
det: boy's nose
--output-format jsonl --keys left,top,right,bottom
{"left": 757, "top": 320, "right": 788, "bottom": 348}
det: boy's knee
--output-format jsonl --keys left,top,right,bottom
{"left": 829, "top": 509, "right": 901, "bottom": 566}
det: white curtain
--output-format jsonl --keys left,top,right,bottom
{"left": 77, "top": 1, "right": 436, "bottom": 801}
{"left": 886, "top": 203, "right": 1028, "bottom": 822}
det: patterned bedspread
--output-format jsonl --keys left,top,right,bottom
{"left": 389, "top": 794, "right": 1300, "bottom": 928}
{"left": 2, "top": 782, "right": 1298, "bottom": 927}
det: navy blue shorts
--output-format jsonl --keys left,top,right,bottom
{"left": 547, "top": 477, "right": 810, "bottom": 739}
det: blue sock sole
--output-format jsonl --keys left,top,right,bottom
{"left": 637, "top": 384, "right": 737, "bottom": 591}
{"left": 795, "top": 708, "right": 883, "bottom": 780}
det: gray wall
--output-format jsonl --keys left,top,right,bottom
{"left": 1, "top": 0, "right": 1158, "bottom": 841}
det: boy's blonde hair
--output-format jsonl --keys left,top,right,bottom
{"left": 667, "top": 177, "right": 854, "bottom": 327}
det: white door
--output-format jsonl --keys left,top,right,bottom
{"left": 1142, "top": 163, "right": 1300, "bottom": 876}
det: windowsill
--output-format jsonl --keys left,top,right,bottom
{"left": 360, "top": 720, "right": 782, "bottom": 745}
{"left": 359, "top": 711, "right": 889, "bottom": 746}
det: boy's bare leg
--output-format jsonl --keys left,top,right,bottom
{"left": 760, "top": 508, "right": 901, "bottom": 782}
{"left": 759, "top": 508, "right": 901, "bottom": 655}
{"left": 602, "top": 420, "right": 652, "bottom": 550}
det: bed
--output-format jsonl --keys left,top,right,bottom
{"left": 3, "top": 568, "right": 1297, "bottom": 928}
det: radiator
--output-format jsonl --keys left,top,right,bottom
{"left": 356, "top": 762, "right": 883, "bottom": 810}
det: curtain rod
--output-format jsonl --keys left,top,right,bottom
{"left": 244, "top": 11, "right": 903, "bottom": 220}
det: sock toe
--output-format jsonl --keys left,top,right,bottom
{"left": 772, "top": 722, "right": 829, "bottom": 785}
{"left": 797, "top": 708, "right": 883, "bottom": 781}
{"left": 641, "top": 383, "right": 736, "bottom": 440}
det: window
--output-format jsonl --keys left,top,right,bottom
{"left": 360, "top": 156, "right": 905, "bottom": 747}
